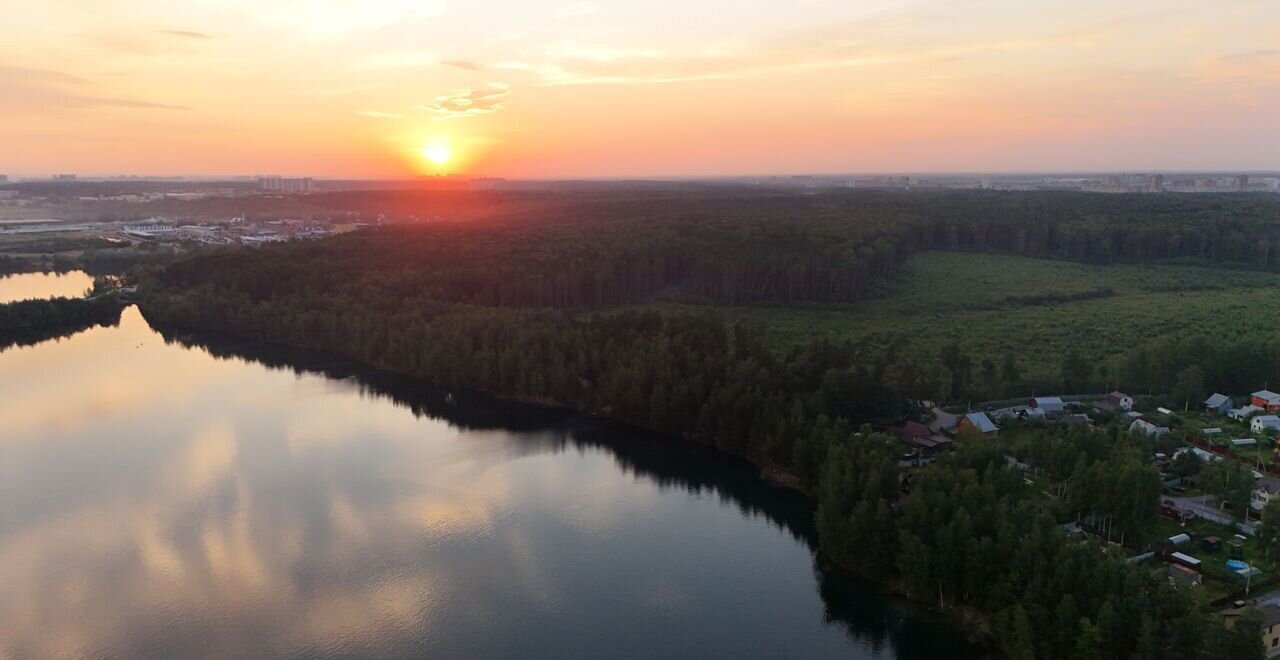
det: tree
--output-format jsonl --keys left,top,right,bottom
{"left": 1257, "top": 497, "right": 1280, "bottom": 558}
{"left": 1172, "top": 365, "right": 1205, "bottom": 411}
{"left": 1170, "top": 450, "right": 1203, "bottom": 479}
{"left": 1202, "top": 459, "right": 1254, "bottom": 518}
{"left": 939, "top": 343, "right": 972, "bottom": 399}
{"left": 1062, "top": 349, "right": 1092, "bottom": 392}
{"left": 1000, "top": 354, "right": 1022, "bottom": 395}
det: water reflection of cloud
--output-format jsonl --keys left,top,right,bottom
{"left": 0, "top": 307, "right": 975, "bottom": 660}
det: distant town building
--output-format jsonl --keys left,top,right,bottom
{"left": 1234, "top": 174, "right": 1250, "bottom": 192}
{"left": 257, "top": 176, "right": 314, "bottom": 193}
{"left": 1147, "top": 174, "right": 1163, "bottom": 193}
{"left": 53, "top": 174, "right": 77, "bottom": 181}
{"left": 0, "top": 174, "right": 8, "bottom": 183}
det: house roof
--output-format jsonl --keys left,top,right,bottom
{"left": 963, "top": 412, "right": 999, "bottom": 434}
{"left": 1032, "top": 396, "right": 1064, "bottom": 410}
{"left": 1256, "top": 476, "right": 1280, "bottom": 495}
{"left": 1259, "top": 605, "right": 1280, "bottom": 629}
{"left": 1204, "top": 393, "right": 1230, "bottom": 408}
{"left": 1131, "top": 419, "right": 1170, "bottom": 435}
{"left": 1253, "top": 389, "right": 1280, "bottom": 402}
{"left": 1253, "top": 415, "right": 1280, "bottom": 427}
{"left": 901, "top": 421, "right": 932, "bottom": 440}
{"left": 1107, "top": 391, "right": 1130, "bottom": 400}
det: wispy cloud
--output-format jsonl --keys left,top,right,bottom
{"left": 356, "top": 110, "right": 402, "bottom": 119}
{"left": 350, "top": 50, "right": 438, "bottom": 71}
{"left": 0, "top": 66, "right": 188, "bottom": 112}
{"left": 556, "top": 2, "right": 600, "bottom": 19}
{"left": 441, "top": 59, "right": 484, "bottom": 71}
{"left": 416, "top": 83, "right": 511, "bottom": 119}
{"left": 158, "top": 30, "right": 215, "bottom": 40}
{"left": 1194, "top": 50, "right": 1280, "bottom": 84}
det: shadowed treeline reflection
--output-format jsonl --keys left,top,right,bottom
{"left": 0, "top": 307, "right": 987, "bottom": 660}
{"left": 154, "top": 322, "right": 989, "bottom": 659}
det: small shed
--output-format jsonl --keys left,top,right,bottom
{"left": 1204, "top": 393, "right": 1232, "bottom": 414}
{"left": 959, "top": 412, "right": 999, "bottom": 438}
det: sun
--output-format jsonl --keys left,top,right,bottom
{"left": 422, "top": 142, "right": 452, "bottom": 165}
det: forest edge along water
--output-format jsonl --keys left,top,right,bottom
{"left": 0, "top": 300, "right": 992, "bottom": 659}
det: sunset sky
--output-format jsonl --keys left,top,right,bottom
{"left": 1, "top": 0, "right": 1277, "bottom": 178}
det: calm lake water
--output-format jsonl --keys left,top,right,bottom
{"left": 0, "top": 270, "right": 93, "bottom": 303}
{"left": 0, "top": 304, "right": 991, "bottom": 660}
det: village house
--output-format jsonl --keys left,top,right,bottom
{"left": 958, "top": 412, "right": 999, "bottom": 438}
{"left": 1130, "top": 418, "right": 1171, "bottom": 438}
{"left": 1253, "top": 415, "right": 1280, "bottom": 435}
{"left": 897, "top": 421, "right": 953, "bottom": 455}
{"left": 1105, "top": 391, "right": 1133, "bottom": 411}
{"left": 1204, "top": 393, "right": 1233, "bottom": 415}
{"left": 1230, "top": 404, "right": 1265, "bottom": 421}
{"left": 1253, "top": 476, "right": 1280, "bottom": 512}
{"left": 1253, "top": 390, "right": 1280, "bottom": 413}
{"left": 1265, "top": 605, "right": 1280, "bottom": 657}
{"left": 1027, "top": 396, "right": 1065, "bottom": 420}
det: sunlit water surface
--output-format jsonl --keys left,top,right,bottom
{"left": 0, "top": 306, "right": 991, "bottom": 660}
{"left": 0, "top": 270, "right": 94, "bottom": 303}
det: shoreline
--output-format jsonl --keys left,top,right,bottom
{"left": 138, "top": 302, "right": 1001, "bottom": 654}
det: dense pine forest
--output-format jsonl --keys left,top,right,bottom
{"left": 137, "top": 189, "right": 1280, "bottom": 659}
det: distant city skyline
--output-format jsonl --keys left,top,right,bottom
{"left": 1, "top": 0, "right": 1278, "bottom": 178}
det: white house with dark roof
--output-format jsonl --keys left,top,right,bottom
{"left": 1253, "top": 476, "right": 1280, "bottom": 512}
{"left": 1130, "top": 418, "right": 1170, "bottom": 437}
{"left": 1252, "top": 415, "right": 1280, "bottom": 434}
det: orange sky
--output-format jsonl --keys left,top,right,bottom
{"left": 1, "top": 0, "right": 1277, "bottom": 178}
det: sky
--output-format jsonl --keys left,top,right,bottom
{"left": 0, "top": 0, "right": 1277, "bottom": 179}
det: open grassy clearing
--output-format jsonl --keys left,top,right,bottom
{"left": 653, "top": 251, "right": 1280, "bottom": 385}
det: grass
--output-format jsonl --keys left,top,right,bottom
{"left": 650, "top": 251, "right": 1280, "bottom": 385}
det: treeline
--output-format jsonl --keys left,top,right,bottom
{"left": 139, "top": 287, "right": 908, "bottom": 484}
{"left": 152, "top": 190, "right": 1280, "bottom": 310}
{"left": 0, "top": 297, "right": 124, "bottom": 352}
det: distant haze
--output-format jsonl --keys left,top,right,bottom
{"left": 0, "top": 0, "right": 1277, "bottom": 178}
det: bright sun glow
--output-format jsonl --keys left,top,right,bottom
{"left": 423, "top": 143, "right": 452, "bottom": 165}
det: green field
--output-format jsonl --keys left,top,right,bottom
{"left": 655, "top": 251, "right": 1280, "bottom": 388}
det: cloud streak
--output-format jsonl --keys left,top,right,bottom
{"left": 159, "top": 29, "right": 215, "bottom": 40}
{"left": 416, "top": 83, "right": 511, "bottom": 119}
{"left": 0, "top": 66, "right": 189, "bottom": 113}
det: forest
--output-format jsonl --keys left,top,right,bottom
{"left": 135, "top": 188, "right": 1280, "bottom": 659}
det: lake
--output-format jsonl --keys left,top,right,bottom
{"left": 0, "top": 303, "right": 991, "bottom": 660}
{"left": 0, "top": 270, "right": 94, "bottom": 303}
